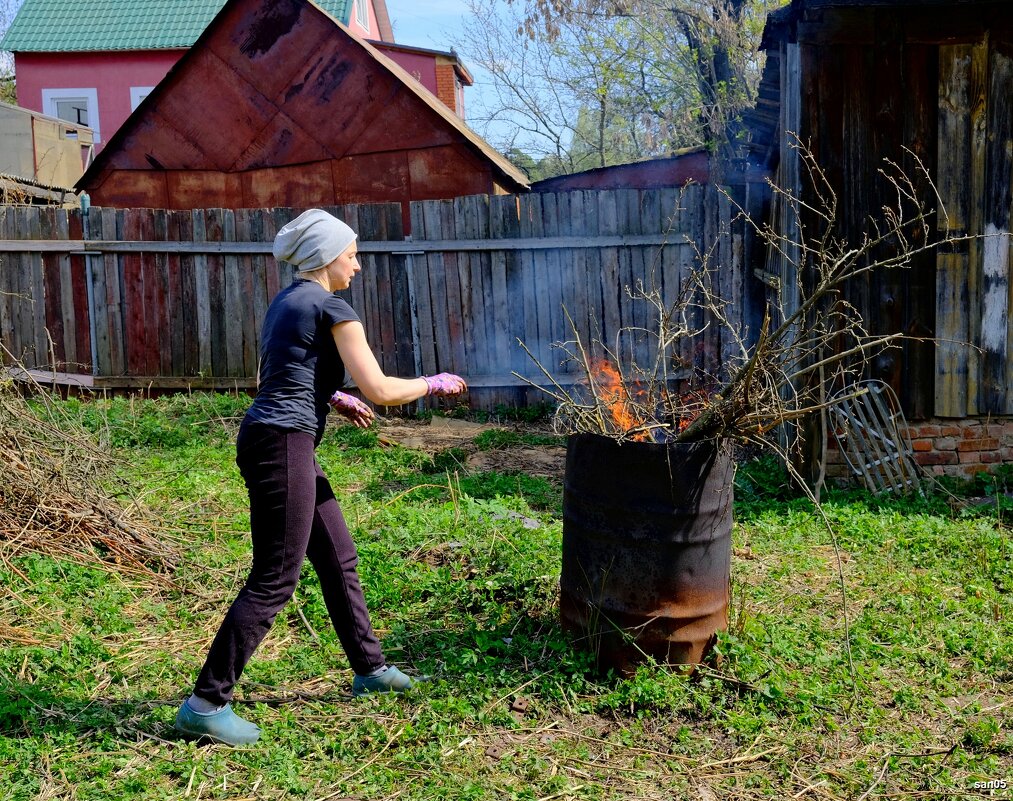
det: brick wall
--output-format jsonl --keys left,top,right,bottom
{"left": 826, "top": 416, "right": 1013, "bottom": 483}
{"left": 434, "top": 64, "right": 459, "bottom": 114}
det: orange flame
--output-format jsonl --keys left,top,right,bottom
{"left": 674, "top": 389, "right": 709, "bottom": 433}
{"left": 591, "top": 359, "right": 651, "bottom": 441}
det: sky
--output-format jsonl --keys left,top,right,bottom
{"left": 383, "top": 0, "right": 472, "bottom": 52}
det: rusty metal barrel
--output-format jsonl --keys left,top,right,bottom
{"left": 560, "top": 433, "right": 733, "bottom": 673}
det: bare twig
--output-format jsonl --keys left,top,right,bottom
{"left": 518, "top": 137, "right": 960, "bottom": 462}
{"left": 0, "top": 356, "right": 176, "bottom": 577}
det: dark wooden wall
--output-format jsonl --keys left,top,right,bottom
{"left": 772, "top": 4, "right": 1013, "bottom": 419}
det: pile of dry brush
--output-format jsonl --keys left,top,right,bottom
{"left": 0, "top": 370, "right": 176, "bottom": 576}
{"left": 524, "top": 141, "right": 957, "bottom": 463}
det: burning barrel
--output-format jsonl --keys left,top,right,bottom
{"left": 560, "top": 433, "right": 733, "bottom": 673}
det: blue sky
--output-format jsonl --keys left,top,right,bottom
{"left": 383, "top": 0, "right": 470, "bottom": 53}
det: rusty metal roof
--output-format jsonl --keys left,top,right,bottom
{"left": 78, "top": 0, "right": 528, "bottom": 195}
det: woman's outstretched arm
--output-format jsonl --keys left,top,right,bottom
{"left": 333, "top": 320, "right": 466, "bottom": 405}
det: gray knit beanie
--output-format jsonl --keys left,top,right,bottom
{"left": 272, "top": 209, "right": 357, "bottom": 273}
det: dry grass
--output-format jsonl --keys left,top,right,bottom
{"left": 0, "top": 370, "right": 177, "bottom": 578}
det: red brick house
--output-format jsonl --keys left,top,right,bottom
{"left": 1, "top": 0, "right": 474, "bottom": 151}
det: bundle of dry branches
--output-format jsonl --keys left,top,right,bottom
{"left": 0, "top": 368, "right": 176, "bottom": 576}
{"left": 520, "top": 140, "right": 956, "bottom": 456}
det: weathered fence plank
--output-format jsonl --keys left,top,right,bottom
{"left": 162, "top": 210, "right": 184, "bottom": 377}
{"left": 26, "top": 209, "right": 46, "bottom": 365}
{"left": 581, "top": 190, "right": 603, "bottom": 354}
{"left": 191, "top": 210, "right": 212, "bottom": 375}
{"left": 412, "top": 201, "right": 440, "bottom": 375}
{"left": 935, "top": 43, "right": 977, "bottom": 417}
{"left": 222, "top": 209, "right": 244, "bottom": 377}
{"left": 176, "top": 210, "right": 197, "bottom": 375}
{"left": 100, "top": 207, "right": 124, "bottom": 376}
{"left": 139, "top": 208, "right": 161, "bottom": 376}
{"left": 489, "top": 195, "right": 514, "bottom": 399}
{"left": 598, "top": 190, "right": 622, "bottom": 363}
{"left": 0, "top": 210, "right": 15, "bottom": 361}
{"left": 53, "top": 210, "right": 77, "bottom": 369}
{"left": 206, "top": 209, "right": 228, "bottom": 378}
{"left": 151, "top": 209, "right": 173, "bottom": 377}
{"left": 66, "top": 210, "right": 90, "bottom": 371}
{"left": 517, "top": 194, "right": 545, "bottom": 374}
{"left": 121, "top": 209, "right": 143, "bottom": 375}
{"left": 980, "top": 47, "right": 1013, "bottom": 413}
{"left": 39, "top": 209, "right": 63, "bottom": 368}
{"left": 383, "top": 203, "right": 413, "bottom": 380}
{"left": 11, "top": 208, "right": 29, "bottom": 363}
{"left": 564, "top": 191, "right": 588, "bottom": 375}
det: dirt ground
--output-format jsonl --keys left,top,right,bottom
{"left": 375, "top": 416, "right": 567, "bottom": 479}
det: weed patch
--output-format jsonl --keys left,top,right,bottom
{"left": 2, "top": 397, "right": 1012, "bottom": 799}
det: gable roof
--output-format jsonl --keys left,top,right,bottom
{"left": 0, "top": 0, "right": 357, "bottom": 52}
{"left": 77, "top": 0, "right": 528, "bottom": 196}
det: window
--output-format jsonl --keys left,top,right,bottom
{"left": 55, "top": 98, "right": 88, "bottom": 126}
{"left": 130, "top": 86, "right": 155, "bottom": 111}
{"left": 353, "top": 0, "right": 370, "bottom": 32}
{"left": 42, "top": 88, "right": 101, "bottom": 142}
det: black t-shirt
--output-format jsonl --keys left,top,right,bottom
{"left": 246, "top": 279, "right": 359, "bottom": 442}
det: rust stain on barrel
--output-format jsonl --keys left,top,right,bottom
{"left": 560, "top": 433, "right": 733, "bottom": 674}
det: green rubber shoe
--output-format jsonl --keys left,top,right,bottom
{"left": 174, "top": 700, "right": 260, "bottom": 746}
{"left": 352, "top": 666, "right": 421, "bottom": 697}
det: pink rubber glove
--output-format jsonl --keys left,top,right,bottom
{"left": 328, "top": 390, "right": 375, "bottom": 428}
{"left": 423, "top": 372, "right": 467, "bottom": 397}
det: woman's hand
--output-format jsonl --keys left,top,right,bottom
{"left": 328, "top": 390, "right": 375, "bottom": 428}
{"left": 423, "top": 373, "right": 468, "bottom": 397}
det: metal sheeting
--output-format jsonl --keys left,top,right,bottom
{"left": 78, "top": 0, "right": 527, "bottom": 209}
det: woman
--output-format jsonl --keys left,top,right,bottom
{"left": 174, "top": 209, "right": 466, "bottom": 746}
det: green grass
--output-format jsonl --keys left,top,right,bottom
{"left": 2, "top": 397, "right": 1012, "bottom": 799}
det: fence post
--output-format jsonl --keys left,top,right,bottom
{"left": 403, "top": 248, "right": 425, "bottom": 414}
{"left": 80, "top": 194, "right": 99, "bottom": 378}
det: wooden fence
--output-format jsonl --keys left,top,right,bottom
{"left": 0, "top": 188, "right": 748, "bottom": 408}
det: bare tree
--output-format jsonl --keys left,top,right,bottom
{"left": 503, "top": 0, "right": 786, "bottom": 159}
{"left": 0, "top": 0, "right": 24, "bottom": 104}
{"left": 459, "top": 0, "right": 704, "bottom": 175}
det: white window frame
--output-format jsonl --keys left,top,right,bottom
{"left": 42, "top": 87, "right": 100, "bottom": 142}
{"left": 353, "top": 0, "right": 370, "bottom": 32}
{"left": 130, "top": 86, "right": 155, "bottom": 111}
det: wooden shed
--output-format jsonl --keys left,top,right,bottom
{"left": 753, "top": 0, "right": 1013, "bottom": 477}
{"left": 75, "top": 0, "right": 528, "bottom": 212}
{"left": 0, "top": 101, "right": 93, "bottom": 204}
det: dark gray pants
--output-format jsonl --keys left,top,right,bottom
{"left": 193, "top": 419, "right": 385, "bottom": 705}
